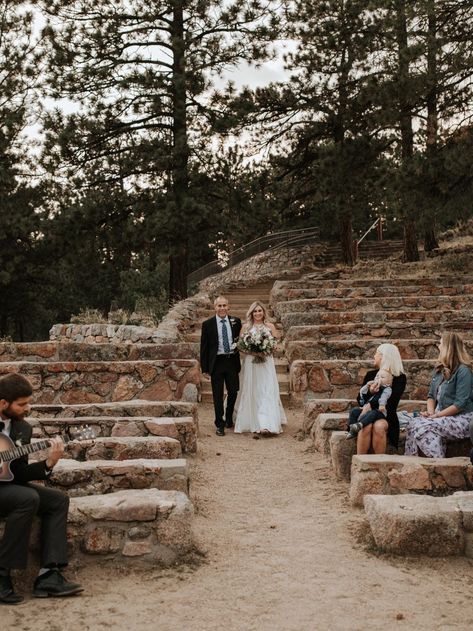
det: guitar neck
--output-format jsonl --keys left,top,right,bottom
{"left": 0, "top": 435, "right": 69, "bottom": 464}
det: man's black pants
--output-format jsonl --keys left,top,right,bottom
{"left": 0, "top": 483, "right": 69, "bottom": 569}
{"left": 211, "top": 355, "right": 240, "bottom": 429}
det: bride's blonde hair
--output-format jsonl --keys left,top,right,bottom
{"left": 246, "top": 301, "right": 268, "bottom": 327}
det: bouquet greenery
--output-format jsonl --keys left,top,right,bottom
{"left": 236, "top": 328, "right": 277, "bottom": 363}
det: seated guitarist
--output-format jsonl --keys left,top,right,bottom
{"left": 0, "top": 373, "right": 83, "bottom": 604}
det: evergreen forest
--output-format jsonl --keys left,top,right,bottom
{"left": 1, "top": 1, "right": 472, "bottom": 340}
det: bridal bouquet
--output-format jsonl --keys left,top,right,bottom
{"left": 237, "top": 329, "right": 277, "bottom": 363}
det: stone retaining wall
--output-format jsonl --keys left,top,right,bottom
{"left": 285, "top": 339, "right": 457, "bottom": 362}
{"left": 0, "top": 360, "right": 201, "bottom": 404}
{"left": 0, "top": 341, "right": 199, "bottom": 362}
{"left": 198, "top": 244, "right": 324, "bottom": 295}
{"left": 291, "top": 359, "right": 432, "bottom": 400}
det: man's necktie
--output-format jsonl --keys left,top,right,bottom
{"left": 221, "top": 319, "right": 231, "bottom": 353}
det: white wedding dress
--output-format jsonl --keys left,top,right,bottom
{"left": 234, "top": 325, "right": 287, "bottom": 434}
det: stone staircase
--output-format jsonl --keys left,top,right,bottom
{"left": 182, "top": 282, "right": 291, "bottom": 404}
{"left": 0, "top": 341, "right": 198, "bottom": 566}
{"left": 269, "top": 270, "right": 473, "bottom": 556}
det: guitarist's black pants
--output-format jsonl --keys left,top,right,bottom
{"left": 0, "top": 483, "right": 69, "bottom": 569}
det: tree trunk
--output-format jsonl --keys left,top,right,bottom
{"left": 424, "top": 0, "right": 439, "bottom": 251}
{"left": 169, "top": 0, "right": 189, "bottom": 302}
{"left": 339, "top": 213, "right": 356, "bottom": 266}
{"left": 396, "top": 0, "right": 419, "bottom": 262}
{"left": 403, "top": 219, "right": 419, "bottom": 262}
{"left": 169, "top": 249, "right": 188, "bottom": 303}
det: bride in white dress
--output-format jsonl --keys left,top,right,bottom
{"left": 234, "top": 301, "right": 287, "bottom": 435}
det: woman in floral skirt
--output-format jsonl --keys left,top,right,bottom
{"left": 405, "top": 331, "right": 473, "bottom": 458}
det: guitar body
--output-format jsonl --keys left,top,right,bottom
{"left": 0, "top": 433, "right": 15, "bottom": 482}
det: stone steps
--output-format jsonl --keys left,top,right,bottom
{"left": 284, "top": 338, "right": 473, "bottom": 362}
{"left": 280, "top": 309, "right": 473, "bottom": 329}
{"left": 271, "top": 283, "right": 473, "bottom": 301}
{"left": 328, "top": 430, "right": 471, "bottom": 482}
{"left": 50, "top": 458, "right": 189, "bottom": 496}
{"left": 30, "top": 415, "right": 197, "bottom": 454}
{"left": 350, "top": 455, "right": 473, "bottom": 508}
{"left": 275, "top": 295, "right": 473, "bottom": 317}
{"left": 291, "top": 358, "right": 434, "bottom": 400}
{"left": 0, "top": 341, "right": 199, "bottom": 363}
{"left": 68, "top": 489, "right": 193, "bottom": 564}
{"left": 0, "top": 488, "right": 194, "bottom": 565}
{"left": 364, "top": 491, "right": 473, "bottom": 557}
{"left": 279, "top": 275, "right": 473, "bottom": 289}
{"left": 81, "top": 436, "right": 183, "bottom": 461}
{"left": 284, "top": 321, "right": 473, "bottom": 342}
{"left": 30, "top": 399, "right": 198, "bottom": 422}
{"left": 0, "top": 359, "right": 201, "bottom": 404}
{"left": 302, "top": 398, "right": 421, "bottom": 434}
{"left": 309, "top": 408, "right": 423, "bottom": 456}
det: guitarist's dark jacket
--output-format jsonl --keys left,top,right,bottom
{"left": 7, "top": 418, "right": 51, "bottom": 484}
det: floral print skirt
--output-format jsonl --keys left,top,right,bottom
{"left": 404, "top": 412, "right": 473, "bottom": 458}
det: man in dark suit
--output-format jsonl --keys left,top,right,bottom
{"left": 0, "top": 373, "right": 83, "bottom": 604}
{"left": 200, "top": 295, "right": 242, "bottom": 436}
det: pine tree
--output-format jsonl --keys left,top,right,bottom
{"left": 40, "top": 0, "right": 278, "bottom": 300}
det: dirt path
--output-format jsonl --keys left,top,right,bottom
{"left": 6, "top": 404, "right": 473, "bottom": 631}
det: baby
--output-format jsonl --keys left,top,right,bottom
{"left": 346, "top": 368, "right": 393, "bottom": 439}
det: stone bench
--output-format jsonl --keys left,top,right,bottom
{"left": 271, "top": 276, "right": 473, "bottom": 291}
{"left": 280, "top": 309, "right": 473, "bottom": 330}
{"left": 303, "top": 398, "right": 422, "bottom": 434}
{"left": 329, "top": 431, "right": 471, "bottom": 482}
{"left": 274, "top": 295, "right": 472, "bottom": 317}
{"left": 271, "top": 282, "right": 473, "bottom": 301}
{"left": 291, "top": 359, "right": 433, "bottom": 400}
{"left": 364, "top": 491, "right": 473, "bottom": 557}
{"left": 30, "top": 399, "right": 198, "bottom": 424}
{"left": 310, "top": 405, "right": 423, "bottom": 455}
{"left": 350, "top": 455, "right": 473, "bottom": 507}
{"left": 0, "top": 489, "right": 194, "bottom": 566}
{"left": 80, "top": 436, "right": 182, "bottom": 461}
{"left": 284, "top": 321, "right": 473, "bottom": 342}
{"left": 0, "top": 359, "right": 200, "bottom": 404}
{"left": 49, "top": 458, "right": 189, "bottom": 496}
{"left": 0, "top": 341, "right": 199, "bottom": 363}
{"left": 284, "top": 338, "right": 463, "bottom": 362}
{"left": 31, "top": 415, "right": 197, "bottom": 454}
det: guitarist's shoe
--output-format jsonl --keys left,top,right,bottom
{"left": 33, "top": 569, "right": 83, "bottom": 598}
{"left": 0, "top": 575, "right": 24, "bottom": 605}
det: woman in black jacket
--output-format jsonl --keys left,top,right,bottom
{"left": 351, "top": 343, "right": 407, "bottom": 454}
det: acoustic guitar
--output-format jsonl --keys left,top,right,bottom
{"left": 0, "top": 426, "right": 96, "bottom": 482}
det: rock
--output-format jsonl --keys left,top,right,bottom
{"left": 329, "top": 432, "right": 356, "bottom": 481}
{"left": 364, "top": 494, "right": 464, "bottom": 556}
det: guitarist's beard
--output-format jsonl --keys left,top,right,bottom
{"left": 2, "top": 406, "right": 26, "bottom": 422}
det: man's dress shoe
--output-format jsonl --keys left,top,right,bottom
{"left": 216, "top": 428, "right": 225, "bottom": 436}
{"left": 33, "top": 569, "right": 83, "bottom": 598}
{"left": 0, "top": 575, "right": 24, "bottom": 605}
{"left": 225, "top": 422, "right": 234, "bottom": 429}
